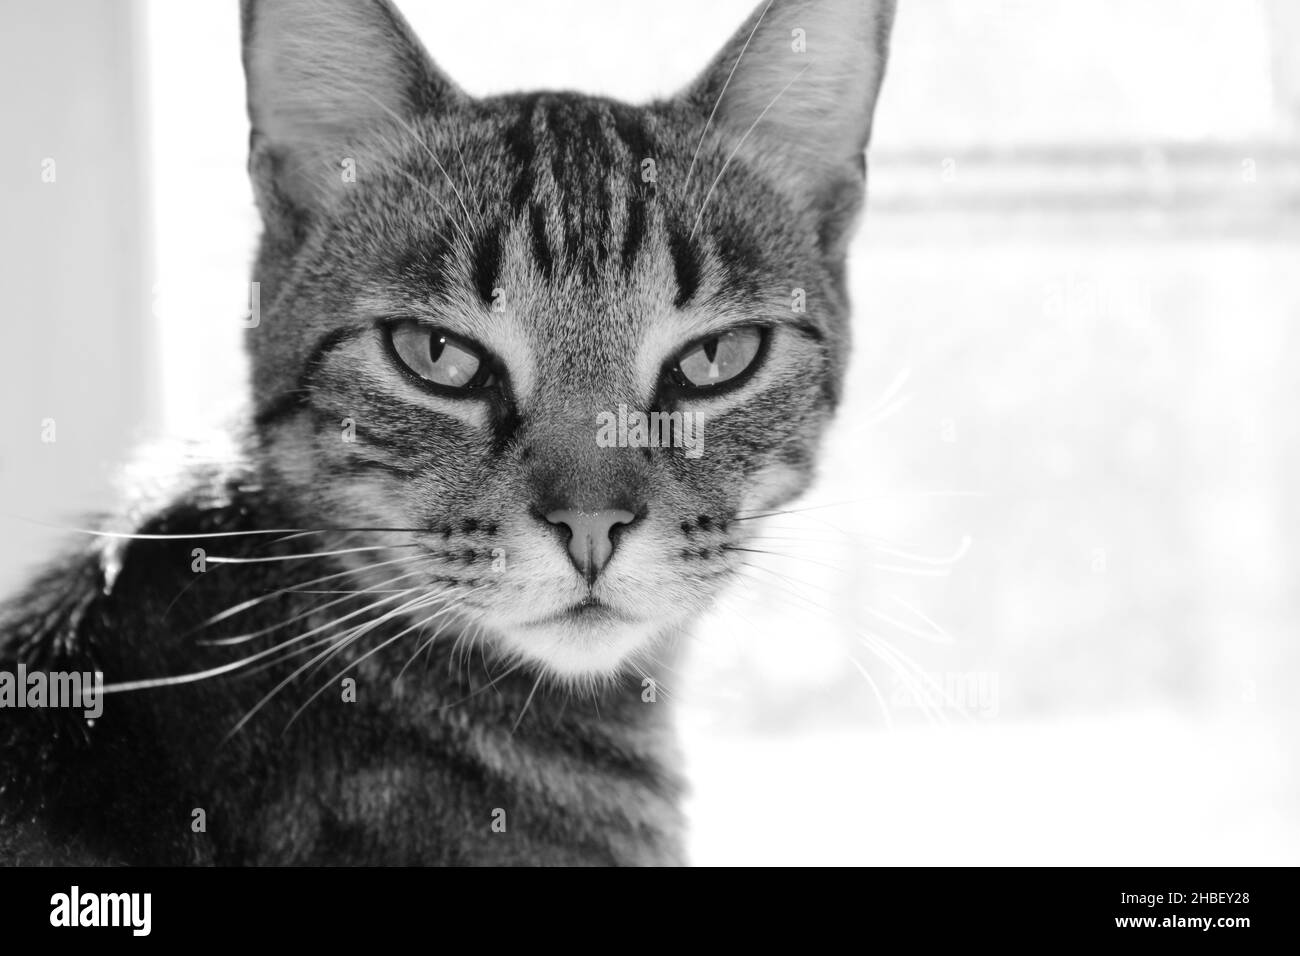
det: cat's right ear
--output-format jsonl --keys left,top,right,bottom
{"left": 241, "top": 0, "right": 464, "bottom": 226}
{"left": 679, "top": 0, "right": 896, "bottom": 258}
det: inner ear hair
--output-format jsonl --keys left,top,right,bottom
{"left": 241, "top": 0, "right": 466, "bottom": 220}
{"left": 680, "top": 0, "right": 896, "bottom": 247}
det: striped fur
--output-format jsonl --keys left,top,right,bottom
{"left": 0, "top": 0, "right": 894, "bottom": 865}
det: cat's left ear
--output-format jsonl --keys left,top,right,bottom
{"left": 679, "top": 0, "right": 896, "bottom": 254}
{"left": 241, "top": 0, "right": 465, "bottom": 223}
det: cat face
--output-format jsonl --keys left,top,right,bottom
{"left": 241, "top": 0, "right": 894, "bottom": 681}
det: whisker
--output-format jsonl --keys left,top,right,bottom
{"left": 190, "top": 552, "right": 428, "bottom": 638}
{"left": 286, "top": 587, "right": 486, "bottom": 731}
{"left": 727, "top": 549, "right": 959, "bottom": 728}
{"left": 197, "top": 564, "right": 429, "bottom": 646}
{"left": 296, "top": 587, "right": 443, "bottom": 683}
{"left": 294, "top": 588, "right": 412, "bottom": 594}
{"left": 734, "top": 491, "right": 987, "bottom": 523}
{"left": 735, "top": 559, "right": 840, "bottom": 602}
{"left": 863, "top": 366, "right": 912, "bottom": 418}
{"left": 874, "top": 536, "right": 973, "bottom": 568}
{"left": 732, "top": 498, "right": 868, "bottom": 523}
{"left": 2, "top": 518, "right": 307, "bottom": 541}
{"left": 723, "top": 544, "right": 846, "bottom": 576}
{"left": 345, "top": 81, "right": 477, "bottom": 243}
{"left": 739, "top": 554, "right": 955, "bottom": 648}
{"left": 394, "top": 616, "right": 458, "bottom": 686}
{"left": 451, "top": 132, "right": 479, "bottom": 212}
{"left": 197, "top": 589, "right": 362, "bottom": 648}
{"left": 205, "top": 542, "right": 419, "bottom": 565}
{"left": 857, "top": 632, "right": 943, "bottom": 726}
{"left": 2, "top": 513, "right": 430, "bottom": 540}
{"left": 97, "top": 625, "right": 349, "bottom": 696}
{"left": 890, "top": 594, "right": 958, "bottom": 645}
{"left": 162, "top": 569, "right": 211, "bottom": 622}
{"left": 100, "top": 581, "right": 434, "bottom": 695}
{"left": 690, "top": 61, "right": 811, "bottom": 242}
{"left": 861, "top": 603, "right": 953, "bottom": 646}
{"left": 219, "top": 630, "right": 352, "bottom": 683}
{"left": 858, "top": 630, "right": 966, "bottom": 726}
{"left": 221, "top": 588, "right": 443, "bottom": 741}
{"left": 630, "top": 661, "right": 676, "bottom": 703}
{"left": 856, "top": 392, "right": 913, "bottom": 430}
{"left": 511, "top": 673, "right": 546, "bottom": 735}
{"left": 366, "top": 157, "right": 465, "bottom": 248}
{"left": 683, "top": 0, "right": 776, "bottom": 193}
{"left": 163, "top": 526, "right": 364, "bottom": 621}
{"left": 458, "top": 619, "right": 493, "bottom": 691}
{"left": 439, "top": 657, "right": 528, "bottom": 712}
{"left": 204, "top": 585, "right": 425, "bottom": 669}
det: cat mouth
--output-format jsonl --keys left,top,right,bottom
{"left": 529, "top": 598, "right": 634, "bottom": 627}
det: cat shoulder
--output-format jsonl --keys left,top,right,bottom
{"left": 0, "top": 440, "right": 260, "bottom": 667}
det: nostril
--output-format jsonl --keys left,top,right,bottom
{"left": 543, "top": 507, "right": 639, "bottom": 583}
{"left": 608, "top": 506, "right": 641, "bottom": 546}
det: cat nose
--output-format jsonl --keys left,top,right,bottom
{"left": 544, "top": 508, "right": 637, "bottom": 584}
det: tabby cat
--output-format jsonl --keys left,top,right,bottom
{"left": 0, "top": 0, "right": 894, "bottom": 865}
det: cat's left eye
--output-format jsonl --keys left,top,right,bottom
{"left": 667, "top": 326, "right": 766, "bottom": 392}
{"left": 385, "top": 321, "right": 496, "bottom": 393}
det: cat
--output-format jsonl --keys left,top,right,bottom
{"left": 0, "top": 0, "right": 894, "bottom": 865}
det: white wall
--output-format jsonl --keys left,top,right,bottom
{"left": 0, "top": 0, "right": 152, "bottom": 594}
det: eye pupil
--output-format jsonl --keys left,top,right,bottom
{"left": 429, "top": 336, "right": 446, "bottom": 363}
{"left": 701, "top": 337, "right": 719, "bottom": 364}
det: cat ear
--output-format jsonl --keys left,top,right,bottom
{"left": 241, "top": 0, "right": 465, "bottom": 221}
{"left": 680, "top": 0, "right": 896, "bottom": 251}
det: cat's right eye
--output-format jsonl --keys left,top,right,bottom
{"left": 384, "top": 321, "right": 497, "bottom": 395}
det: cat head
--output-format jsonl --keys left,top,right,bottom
{"left": 240, "top": 0, "right": 895, "bottom": 682}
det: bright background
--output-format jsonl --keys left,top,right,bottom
{"left": 2, "top": 0, "right": 1298, "bottom": 864}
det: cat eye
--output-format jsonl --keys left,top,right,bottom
{"left": 385, "top": 321, "right": 496, "bottom": 393}
{"left": 667, "top": 326, "right": 766, "bottom": 393}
